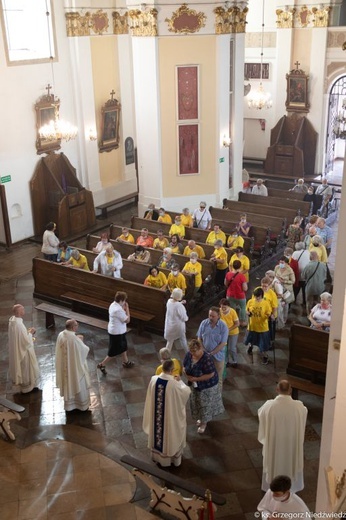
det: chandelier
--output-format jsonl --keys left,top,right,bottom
{"left": 247, "top": 0, "right": 272, "bottom": 110}
{"left": 39, "top": 100, "right": 78, "bottom": 142}
{"left": 333, "top": 98, "right": 346, "bottom": 140}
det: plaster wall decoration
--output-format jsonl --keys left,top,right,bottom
{"left": 214, "top": 5, "right": 248, "bottom": 34}
{"left": 65, "top": 11, "right": 91, "bottom": 37}
{"left": 276, "top": 8, "right": 296, "bottom": 29}
{"left": 312, "top": 5, "right": 331, "bottom": 28}
{"left": 245, "top": 32, "right": 276, "bottom": 48}
{"left": 112, "top": 12, "right": 129, "bottom": 35}
{"left": 128, "top": 8, "right": 158, "bottom": 36}
{"left": 91, "top": 10, "right": 109, "bottom": 35}
{"left": 325, "top": 466, "right": 346, "bottom": 513}
{"left": 165, "top": 4, "right": 206, "bottom": 34}
{"left": 297, "top": 5, "right": 312, "bottom": 28}
{"left": 327, "top": 30, "right": 346, "bottom": 48}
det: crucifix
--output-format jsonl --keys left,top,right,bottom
{"left": 110, "top": 89, "right": 115, "bottom": 100}
{"left": 46, "top": 84, "right": 53, "bottom": 97}
{"left": 294, "top": 61, "right": 301, "bottom": 70}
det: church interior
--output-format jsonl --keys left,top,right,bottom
{"left": 1, "top": 0, "right": 346, "bottom": 518}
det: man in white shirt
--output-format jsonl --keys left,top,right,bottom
{"left": 252, "top": 179, "right": 268, "bottom": 196}
{"left": 55, "top": 320, "right": 91, "bottom": 411}
{"left": 143, "top": 359, "right": 191, "bottom": 467}
{"left": 8, "top": 304, "right": 40, "bottom": 393}
{"left": 257, "top": 475, "right": 311, "bottom": 519}
{"left": 258, "top": 379, "right": 307, "bottom": 493}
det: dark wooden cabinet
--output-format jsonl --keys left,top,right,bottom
{"left": 30, "top": 152, "right": 96, "bottom": 239}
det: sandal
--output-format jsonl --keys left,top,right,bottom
{"left": 122, "top": 361, "right": 134, "bottom": 368}
{"left": 97, "top": 363, "right": 107, "bottom": 375}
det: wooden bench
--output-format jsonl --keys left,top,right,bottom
{"left": 62, "top": 292, "right": 153, "bottom": 333}
{"left": 287, "top": 324, "right": 328, "bottom": 383}
{"left": 96, "top": 191, "right": 138, "bottom": 219}
{"left": 33, "top": 257, "right": 168, "bottom": 333}
{"left": 121, "top": 454, "right": 226, "bottom": 517}
{"left": 285, "top": 375, "right": 325, "bottom": 400}
{"left": 129, "top": 216, "right": 256, "bottom": 264}
{"left": 266, "top": 188, "right": 307, "bottom": 201}
{"left": 35, "top": 301, "right": 109, "bottom": 330}
{"left": 238, "top": 192, "right": 311, "bottom": 216}
{"left": 243, "top": 156, "right": 266, "bottom": 168}
{"left": 219, "top": 202, "right": 286, "bottom": 234}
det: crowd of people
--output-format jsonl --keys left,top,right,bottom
{"left": 13, "top": 188, "right": 334, "bottom": 517}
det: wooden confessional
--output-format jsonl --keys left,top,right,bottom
{"left": 265, "top": 113, "right": 317, "bottom": 179}
{"left": 30, "top": 153, "right": 96, "bottom": 239}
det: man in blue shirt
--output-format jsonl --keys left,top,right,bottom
{"left": 316, "top": 217, "right": 333, "bottom": 256}
{"left": 197, "top": 306, "right": 228, "bottom": 389}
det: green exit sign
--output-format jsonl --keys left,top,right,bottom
{"left": 1, "top": 175, "right": 11, "bottom": 183}
{"left": 219, "top": 157, "right": 225, "bottom": 163}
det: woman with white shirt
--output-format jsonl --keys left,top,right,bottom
{"left": 41, "top": 222, "right": 60, "bottom": 262}
{"left": 192, "top": 202, "right": 212, "bottom": 230}
{"left": 92, "top": 245, "right": 123, "bottom": 278}
{"left": 97, "top": 291, "right": 134, "bottom": 374}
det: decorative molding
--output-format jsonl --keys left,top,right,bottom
{"left": 312, "top": 6, "right": 331, "bottom": 28}
{"left": 214, "top": 5, "right": 248, "bottom": 34}
{"left": 245, "top": 32, "right": 276, "bottom": 48}
{"left": 112, "top": 12, "right": 128, "bottom": 35}
{"left": 325, "top": 466, "right": 346, "bottom": 512}
{"left": 327, "top": 30, "right": 346, "bottom": 48}
{"left": 165, "top": 4, "right": 206, "bottom": 34}
{"left": 65, "top": 12, "right": 91, "bottom": 37}
{"left": 91, "top": 10, "right": 109, "bottom": 35}
{"left": 297, "top": 6, "right": 312, "bottom": 28}
{"left": 276, "top": 8, "right": 296, "bottom": 29}
{"left": 128, "top": 8, "right": 158, "bottom": 37}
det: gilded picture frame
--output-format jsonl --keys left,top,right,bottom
{"left": 35, "top": 93, "right": 61, "bottom": 155}
{"left": 286, "top": 69, "right": 310, "bottom": 113}
{"left": 99, "top": 96, "right": 121, "bottom": 153}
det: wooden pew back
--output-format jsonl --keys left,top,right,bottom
{"left": 33, "top": 257, "right": 167, "bottom": 332}
{"left": 267, "top": 188, "right": 307, "bottom": 201}
{"left": 287, "top": 324, "right": 328, "bottom": 382}
{"left": 238, "top": 192, "right": 311, "bottom": 216}
{"left": 212, "top": 206, "right": 284, "bottom": 236}
{"left": 81, "top": 244, "right": 195, "bottom": 300}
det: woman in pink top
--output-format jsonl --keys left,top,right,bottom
{"left": 224, "top": 259, "right": 248, "bottom": 326}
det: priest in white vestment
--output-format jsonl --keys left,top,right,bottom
{"left": 258, "top": 380, "right": 307, "bottom": 493}
{"left": 55, "top": 320, "right": 91, "bottom": 411}
{"left": 8, "top": 304, "right": 40, "bottom": 393}
{"left": 143, "top": 359, "right": 191, "bottom": 467}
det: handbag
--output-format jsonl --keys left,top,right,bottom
{"left": 282, "top": 290, "right": 292, "bottom": 302}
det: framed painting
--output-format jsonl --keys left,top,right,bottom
{"left": 178, "top": 124, "right": 199, "bottom": 175}
{"left": 99, "top": 94, "right": 121, "bottom": 153}
{"left": 35, "top": 92, "right": 61, "bottom": 155}
{"left": 286, "top": 68, "right": 310, "bottom": 113}
{"left": 244, "top": 63, "right": 269, "bottom": 80}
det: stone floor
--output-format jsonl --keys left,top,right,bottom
{"left": 0, "top": 201, "right": 337, "bottom": 519}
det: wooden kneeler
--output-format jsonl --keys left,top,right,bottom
{"left": 0, "top": 398, "right": 25, "bottom": 441}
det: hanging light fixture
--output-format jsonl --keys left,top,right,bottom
{"left": 247, "top": 0, "right": 272, "bottom": 110}
{"left": 38, "top": 3, "right": 77, "bottom": 141}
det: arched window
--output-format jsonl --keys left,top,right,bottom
{"left": 325, "top": 76, "right": 346, "bottom": 176}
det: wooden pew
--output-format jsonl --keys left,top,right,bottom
{"left": 33, "top": 257, "right": 168, "bottom": 333}
{"left": 210, "top": 206, "right": 283, "bottom": 255}
{"left": 286, "top": 324, "right": 328, "bottom": 384}
{"left": 79, "top": 245, "right": 196, "bottom": 301}
{"left": 129, "top": 216, "right": 256, "bottom": 264}
{"left": 220, "top": 202, "right": 287, "bottom": 233}
{"left": 263, "top": 179, "right": 295, "bottom": 190}
{"left": 238, "top": 192, "right": 311, "bottom": 216}
{"left": 266, "top": 188, "right": 307, "bottom": 201}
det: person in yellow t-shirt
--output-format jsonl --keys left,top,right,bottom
{"left": 169, "top": 216, "right": 185, "bottom": 238}
{"left": 183, "top": 240, "right": 206, "bottom": 259}
{"left": 308, "top": 235, "right": 328, "bottom": 263}
{"left": 153, "top": 229, "right": 169, "bottom": 250}
{"left": 252, "top": 276, "right": 278, "bottom": 344}
{"left": 155, "top": 347, "right": 182, "bottom": 377}
{"left": 63, "top": 249, "right": 90, "bottom": 271}
{"left": 180, "top": 208, "right": 193, "bottom": 228}
{"left": 219, "top": 298, "right": 240, "bottom": 368}
{"left": 210, "top": 239, "right": 229, "bottom": 286}
{"left": 144, "top": 266, "right": 168, "bottom": 290}
{"left": 227, "top": 231, "right": 244, "bottom": 251}
{"left": 116, "top": 227, "right": 135, "bottom": 244}
{"left": 167, "top": 264, "right": 187, "bottom": 295}
{"left": 230, "top": 247, "right": 250, "bottom": 282}
{"left": 245, "top": 288, "right": 272, "bottom": 365}
{"left": 182, "top": 252, "right": 202, "bottom": 293}
{"left": 206, "top": 225, "right": 227, "bottom": 246}
{"left": 158, "top": 208, "right": 172, "bottom": 225}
